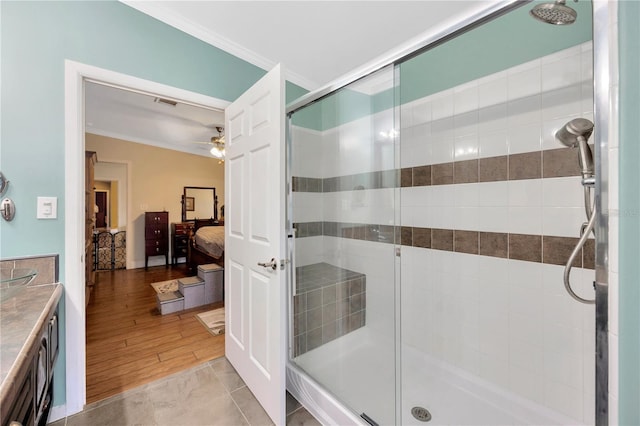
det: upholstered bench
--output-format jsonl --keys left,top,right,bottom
{"left": 178, "top": 276, "right": 205, "bottom": 309}
{"left": 156, "top": 291, "right": 184, "bottom": 315}
{"left": 198, "top": 263, "right": 224, "bottom": 304}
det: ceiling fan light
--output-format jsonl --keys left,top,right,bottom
{"left": 210, "top": 146, "right": 223, "bottom": 158}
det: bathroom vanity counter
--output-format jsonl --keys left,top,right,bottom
{"left": 0, "top": 282, "right": 62, "bottom": 421}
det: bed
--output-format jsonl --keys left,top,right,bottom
{"left": 187, "top": 219, "right": 224, "bottom": 272}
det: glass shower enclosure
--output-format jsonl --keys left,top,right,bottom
{"left": 287, "top": 1, "right": 598, "bottom": 424}
{"left": 288, "top": 65, "right": 399, "bottom": 425}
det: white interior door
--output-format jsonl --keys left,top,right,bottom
{"left": 224, "top": 64, "right": 286, "bottom": 425}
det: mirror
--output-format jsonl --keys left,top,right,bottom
{"left": 182, "top": 186, "right": 218, "bottom": 222}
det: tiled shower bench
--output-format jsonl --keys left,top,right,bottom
{"left": 293, "top": 262, "right": 366, "bottom": 356}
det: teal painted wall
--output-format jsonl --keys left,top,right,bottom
{"left": 399, "top": 0, "right": 592, "bottom": 105}
{"left": 291, "top": 1, "right": 592, "bottom": 132}
{"left": 618, "top": 1, "right": 640, "bottom": 423}
{"left": 286, "top": 81, "right": 308, "bottom": 105}
{"left": 0, "top": 0, "right": 305, "bottom": 407}
{"left": 290, "top": 86, "right": 377, "bottom": 131}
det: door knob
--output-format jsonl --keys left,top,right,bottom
{"left": 258, "top": 258, "right": 277, "bottom": 271}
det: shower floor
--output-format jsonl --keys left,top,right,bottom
{"left": 294, "top": 327, "right": 585, "bottom": 425}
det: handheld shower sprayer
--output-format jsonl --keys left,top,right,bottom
{"left": 555, "top": 118, "right": 594, "bottom": 180}
{"left": 556, "top": 118, "right": 596, "bottom": 305}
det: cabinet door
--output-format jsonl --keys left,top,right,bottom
{"left": 146, "top": 213, "right": 168, "bottom": 240}
{"left": 176, "top": 235, "right": 188, "bottom": 256}
{"left": 49, "top": 312, "right": 59, "bottom": 370}
{"left": 7, "top": 366, "right": 34, "bottom": 426}
{"left": 145, "top": 225, "right": 167, "bottom": 240}
{"left": 146, "top": 240, "right": 168, "bottom": 254}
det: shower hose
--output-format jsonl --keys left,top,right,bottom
{"left": 563, "top": 184, "right": 596, "bottom": 305}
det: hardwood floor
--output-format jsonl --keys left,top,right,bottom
{"left": 85, "top": 264, "right": 224, "bottom": 404}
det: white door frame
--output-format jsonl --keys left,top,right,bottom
{"left": 64, "top": 60, "right": 229, "bottom": 416}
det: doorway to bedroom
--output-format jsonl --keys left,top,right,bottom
{"left": 85, "top": 266, "right": 224, "bottom": 403}
{"left": 82, "top": 78, "right": 228, "bottom": 404}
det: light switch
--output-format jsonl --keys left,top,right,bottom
{"left": 37, "top": 196, "right": 57, "bottom": 219}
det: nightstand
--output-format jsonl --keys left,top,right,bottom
{"left": 171, "top": 222, "right": 193, "bottom": 265}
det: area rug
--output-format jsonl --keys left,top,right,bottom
{"left": 150, "top": 279, "right": 178, "bottom": 294}
{"left": 196, "top": 307, "right": 225, "bottom": 336}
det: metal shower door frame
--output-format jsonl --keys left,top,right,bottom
{"left": 593, "top": 1, "right": 614, "bottom": 425}
{"left": 284, "top": 0, "right": 613, "bottom": 424}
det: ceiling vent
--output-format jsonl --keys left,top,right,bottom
{"left": 153, "top": 97, "right": 178, "bottom": 107}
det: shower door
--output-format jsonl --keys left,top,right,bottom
{"left": 287, "top": 2, "right": 598, "bottom": 425}
{"left": 397, "top": 2, "right": 596, "bottom": 425}
{"left": 287, "top": 65, "right": 399, "bottom": 425}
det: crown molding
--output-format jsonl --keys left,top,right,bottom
{"left": 120, "top": 1, "right": 318, "bottom": 91}
{"left": 283, "top": 69, "right": 318, "bottom": 93}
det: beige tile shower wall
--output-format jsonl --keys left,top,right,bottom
{"left": 294, "top": 236, "right": 325, "bottom": 268}
{"left": 400, "top": 43, "right": 594, "bottom": 241}
{"left": 291, "top": 126, "right": 329, "bottom": 268}
{"left": 291, "top": 126, "right": 324, "bottom": 179}
{"left": 320, "top": 113, "right": 396, "bottom": 179}
{"left": 400, "top": 42, "right": 595, "bottom": 423}
{"left": 402, "top": 247, "right": 595, "bottom": 422}
{"left": 292, "top": 112, "right": 397, "bottom": 340}
{"left": 291, "top": 42, "right": 596, "bottom": 423}
{"left": 400, "top": 43, "right": 593, "bottom": 167}
{"left": 322, "top": 236, "right": 396, "bottom": 340}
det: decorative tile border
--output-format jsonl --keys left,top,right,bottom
{"left": 293, "top": 221, "right": 594, "bottom": 269}
{"left": 292, "top": 147, "right": 582, "bottom": 193}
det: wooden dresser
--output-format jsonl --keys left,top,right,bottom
{"left": 144, "top": 211, "right": 168, "bottom": 268}
{"left": 85, "top": 151, "right": 97, "bottom": 305}
{"left": 171, "top": 222, "right": 193, "bottom": 265}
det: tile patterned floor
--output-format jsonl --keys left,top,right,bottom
{"left": 48, "top": 357, "right": 321, "bottom": 426}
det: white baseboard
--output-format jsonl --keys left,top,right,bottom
{"left": 48, "top": 404, "right": 67, "bottom": 422}
{"left": 131, "top": 257, "right": 172, "bottom": 269}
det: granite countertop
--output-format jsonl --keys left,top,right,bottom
{"left": 0, "top": 283, "right": 63, "bottom": 411}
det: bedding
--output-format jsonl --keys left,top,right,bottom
{"left": 194, "top": 226, "right": 225, "bottom": 258}
{"left": 187, "top": 219, "right": 224, "bottom": 272}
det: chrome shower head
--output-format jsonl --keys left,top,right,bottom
{"left": 530, "top": 0, "right": 577, "bottom": 25}
{"left": 556, "top": 118, "right": 594, "bottom": 147}
{"left": 556, "top": 118, "right": 594, "bottom": 179}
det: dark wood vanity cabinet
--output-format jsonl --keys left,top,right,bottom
{"left": 144, "top": 211, "right": 168, "bottom": 268}
{"left": 2, "top": 305, "right": 59, "bottom": 426}
{"left": 6, "top": 369, "right": 34, "bottom": 426}
{"left": 171, "top": 222, "right": 193, "bottom": 265}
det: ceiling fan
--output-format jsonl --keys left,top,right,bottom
{"left": 193, "top": 126, "right": 225, "bottom": 161}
